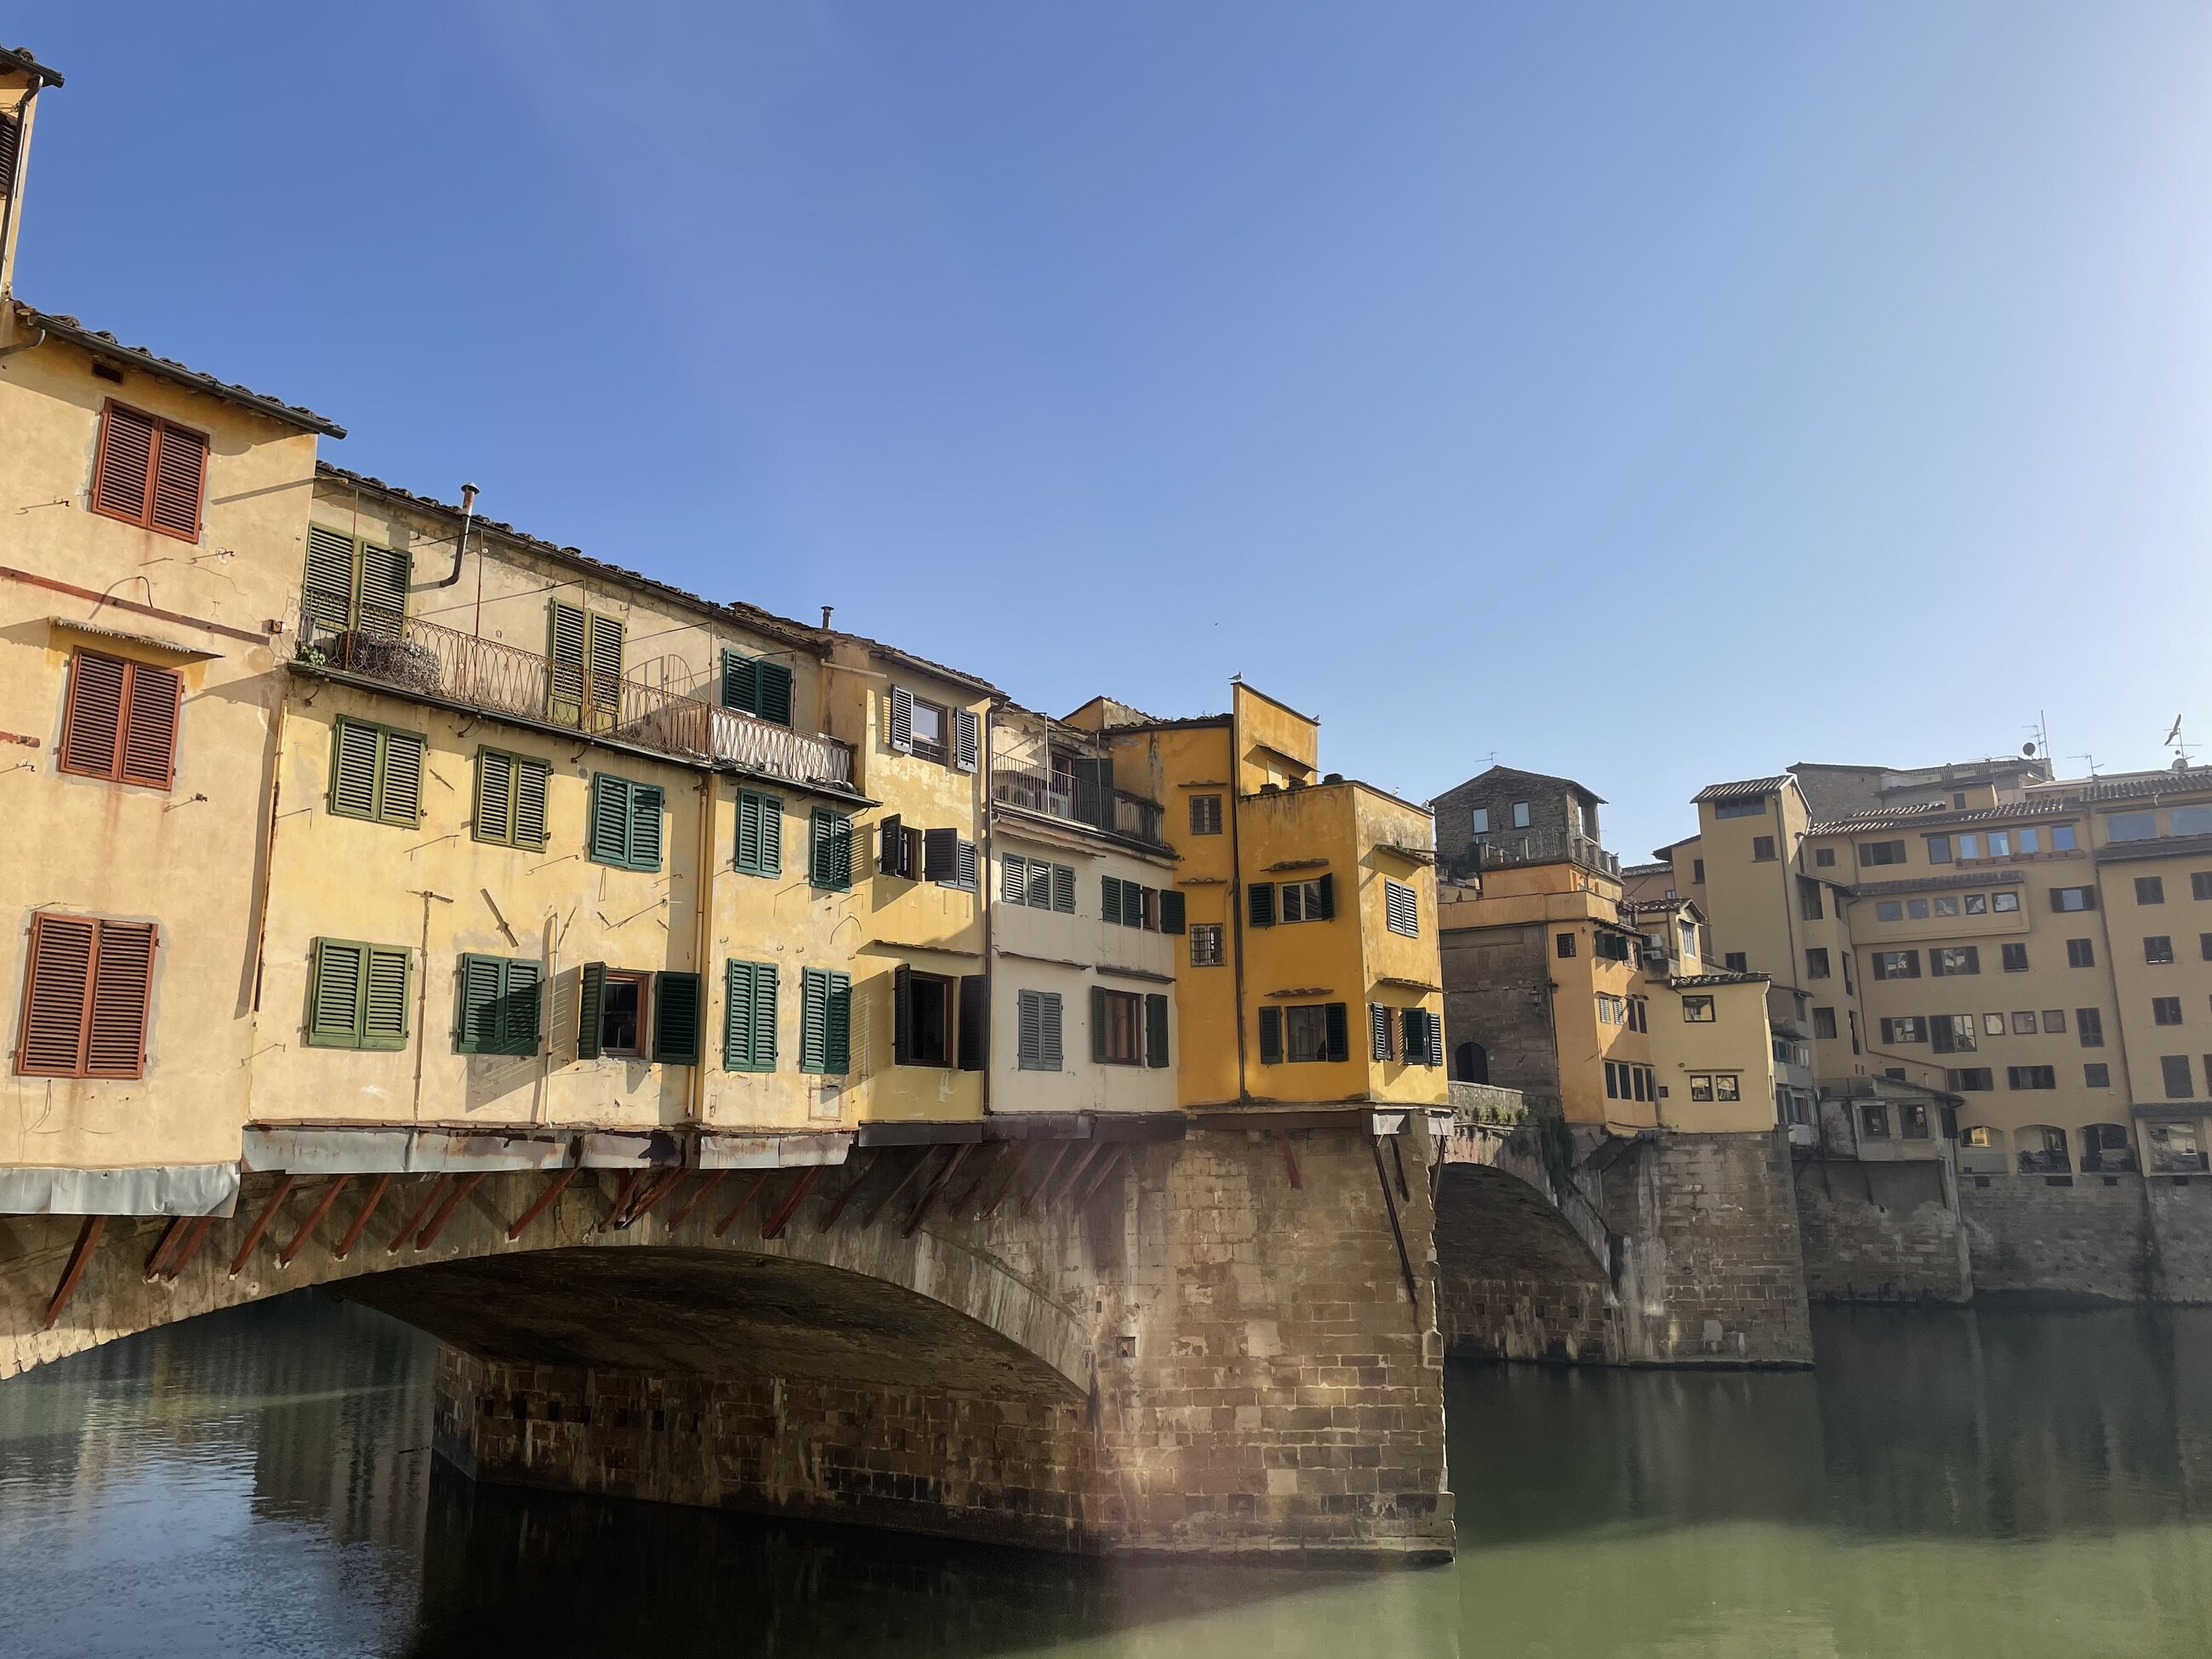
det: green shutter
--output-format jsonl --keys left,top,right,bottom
{"left": 503, "top": 959, "right": 543, "bottom": 1055}
{"left": 585, "top": 613, "right": 624, "bottom": 730}
{"left": 1145, "top": 994, "right": 1169, "bottom": 1069}
{"left": 1102, "top": 876, "right": 1123, "bottom": 926}
{"left": 737, "top": 790, "right": 783, "bottom": 876}
{"left": 362, "top": 946, "right": 413, "bottom": 1050}
{"left": 513, "top": 759, "right": 550, "bottom": 851}
{"left": 1018, "top": 989, "right": 1041, "bottom": 1069}
{"left": 456, "top": 953, "right": 505, "bottom": 1053}
{"left": 377, "top": 730, "right": 425, "bottom": 827}
{"left": 1257, "top": 1005, "right": 1283, "bottom": 1065}
{"left": 800, "top": 967, "right": 829, "bottom": 1072}
{"left": 1324, "top": 1001, "right": 1348, "bottom": 1063}
{"left": 1315, "top": 873, "right": 1335, "bottom": 921}
{"left": 758, "top": 661, "right": 794, "bottom": 727}
{"left": 721, "top": 649, "right": 759, "bottom": 714}
{"left": 824, "top": 971, "right": 851, "bottom": 1073}
{"left": 630, "top": 783, "right": 665, "bottom": 872}
{"left": 588, "top": 774, "right": 632, "bottom": 865}
{"left": 329, "top": 720, "right": 380, "bottom": 820}
{"left": 1038, "top": 990, "right": 1062, "bottom": 1070}
{"left": 752, "top": 962, "right": 778, "bottom": 1069}
{"left": 475, "top": 750, "right": 512, "bottom": 845}
{"left": 811, "top": 809, "right": 852, "bottom": 890}
{"left": 578, "top": 961, "right": 607, "bottom": 1060}
{"left": 1092, "top": 984, "right": 1109, "bottom": 1063}
{"left": 355, "top": 542, "right": 410, "bottom": 639}
{"left": 653, "top": 971, "right": 702, "bottom": 1063}
{"left": 301, "top": 525, "right": 358, "bottom": 635}
{"left": 307, "top": 938, "right": 365, "bottom": 1047}
{"left": 725, "top": 960, "right": 778, "bottom": 1071}
{"left": 1249, "top": 883, "right": 1275, "bottom": 927}
{"left": 548, "top": 600, "right": 587, "bottom": 726}
{"left": 1159, "top": 890, "right": 1187, "bottom": 934}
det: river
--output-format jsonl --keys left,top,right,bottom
{"left": 3, "top": 1295, "right": 2209, "bottom": 1657}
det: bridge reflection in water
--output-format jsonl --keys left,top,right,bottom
{"left": 8, "top": 1296, "right": 2212, "bottom": 1656}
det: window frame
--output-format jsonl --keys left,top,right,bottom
{"left": 472, "top": 746, "right": 551, "bottom": 852}
{"left": 14, "top": 913, "right": 159, "bottom": 1079}
{"left": 587, "top": 772, "right": 667, "bottom": 873}
{"left": 453, "top": 952, "right": 544, "bottom": 1057}
{"left": 1384, "top": 878, "right": 1420, "bottom": 938}
{"left": 1097, "top": 986, "right": 1144, "bottom": 1067}
{"left": 735, "top": 789, "right": 784, "bottom": 877}
{"left": 57, "top": 648, "right": 182, "bottom": 790}
{"left": 1189, "top": 794, "right": 1224, "bottom": 836}
{"left": 1190, "top": 922, "right": 1225, "bottom": 967}
{"left": 328, "top": 716, "right": 426, "bottom": 829}
{"left": 304, "top": 936, "right": 412, "bottom": 1052}
{"left": 89, "top": 399, "right": 210, "bottom": 542}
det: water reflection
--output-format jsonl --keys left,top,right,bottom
{"left": 4, "top": 1295, "right": 2212, "bottom": 1656}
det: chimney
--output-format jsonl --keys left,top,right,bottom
{"left": 0, "top": 48, "right": 62, "bottom": 306}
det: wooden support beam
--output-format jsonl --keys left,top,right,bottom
{"left": 277, "top": 1176, "right": 353, "bottom": 1268}
{"left": 1390, "top": 1137, "right": 1411, "bottom": 1202}
{"left": 333, "top": 1174, "right": 391, "bottom": 1260}
{"left": 861, "top": 1148, "right": 938, "bottom": 1231}
{"left": 664, "top": 1169, "right": 726, "bottom": 1233}
{"left": 505, "top": 1166, "right": 578, "bottom": 1241}
{"left": 978, "top": 1144, "right": 1031, "bottom": 1218}
{"left": 759, "top": 1165, "right": 824, "bottom": 1240}
{"left": 1281, "top": 1137, "right": 1303, "bottom": 1189}
{"left": 415, "top": 1172, "right": 487, "bottom": 1249}
{"left": 615, "top": 1167, "right": 688, "bottom": 1231}
{"left": 42, "top": 1216, "right": 105, "bottom": 1329}
{"left": 712, "top": 1171, "right": 773, "bottom": 1237}
{"left": 1019, "top": 1144, "right": 1070, "bottom": 1215}
{"left": 229, "top": 1176, "right": 299, "bottom": 1277}
{"left": 902, "top": 1143, "right": 971, "bottom": 1238}
{"left": 597, "top": 1169, "right": 644, "bottom": 1233}
{"left": 162, "top": 1213, "right": 219, "bottom": 1280}
{"left": 814, "top": 1152, "right": 878, "bottom": 1232}
{"left": 143, "top": 1217, "right": 187, "bottom": 1281}
{"left": 1370, "top": 1137, "right": 1419, "bottom": 1308}
{"left": 1075, "top": 1145, "right": 1126, "bottom": 1206}
{"left": 388, "top": 1175, "right": 453, "bottom": 1253}
{"left": 1045, "top": 1144, "right": 1101, "bottom": 1210}
{"left": 948, "top": 1143, "right": 1002, "bottom": 1213}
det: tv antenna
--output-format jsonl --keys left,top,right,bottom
{"left": 2021, "top": 711, "right": 2051, "bottom": 770}
{"left": 2070, "top": 751, "right": 2100, "bottom": 778}
{"left": 2164, "top": 715, "right": 2193, "bottom": 767}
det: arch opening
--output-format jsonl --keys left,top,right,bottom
{"left": 1433, "top": 1160, "right": 1619, "bottom": 1365}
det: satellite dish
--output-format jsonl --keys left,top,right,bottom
{"left": 2021, "top": 741, "right": 2037, "bottom": 756}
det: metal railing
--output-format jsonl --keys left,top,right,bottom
{"left": 991, "top": 767, "right": 1168, "bottom": 847}
{"left": 1472, "top": 830, "right": 1619, "bottom": 875}
{"left": 296, "top": 609, "right": 853, "bottom": 790}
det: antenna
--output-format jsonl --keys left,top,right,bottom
{"left": 2069, "top": 752, "right": 2100, "bottom": 778}
{"left": 2166, "top": 715, "right": 2193, "bottom": 767}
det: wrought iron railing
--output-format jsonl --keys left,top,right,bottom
{"left": 296, "top": 608, "right": 853, "bottom": 790}
{"left": 991, "top": 767, "right": 1168, "bottom": 847}
{"left": 1470, "top": 830, "right": 1619, "bottom": 875}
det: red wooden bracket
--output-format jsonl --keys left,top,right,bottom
{"left": 278, "top": 1175, "right": 353, "bottom": 1267}
{"left": 415, "top": 1172, "right": 487, "bottom": 1249}
{"left": 664, "top": 1169, "right": 726, "bottom": 1232}
{"left": 332, "top": 1174, "right": 391, "bottom": 1260}
{"left": 759, "top": 1165, "right": 824, "bottom": 1240}
{"left": 43, "top": 1216, "right": 105, "bottom": 1329}
{"left": 228, "top": 1176, "right": 298, "bottom": 1276}
{"left": 388, "top": 1175, "right": 453, "bottom": 1253}
{"left": 505, "top": 1166, "right": 579, "bottom": 1240}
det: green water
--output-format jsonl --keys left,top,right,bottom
{"left": 3, "top": 1295, "right": 2209, "bottom": 1656}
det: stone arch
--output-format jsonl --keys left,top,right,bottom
{"left": 2015, "top": 1123, "right": 2071, "bottom": 1176}
{"left": 1433, "top": 1157, "right": 1619, "bottom": 1365}
{"left": 2080, "top": 1122, "right": 2137, "bottom": 1174}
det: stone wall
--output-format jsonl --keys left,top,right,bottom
{"left": 1439, "top": 922, "right": 1559, "bottom": 1094}
{"left": 1601, "top": 1130, "right": 1814, "bottom": 1365}
{"left": 1433, "top": 1160, "right": 1620, "bottom": 1365}
{"left": 1793, "top": 1158, "right": 1971, "bottom": 1303}
{"left": 1960, "top": 1169, "right": 2212, "bottom": 1303}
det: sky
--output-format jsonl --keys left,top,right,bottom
{"left": 9, "top": 3, "right": 2210, "bottom": 857}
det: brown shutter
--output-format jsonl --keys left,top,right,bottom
{"left": 18, "top": 914, "right": 95, "bottom": 1075}
{"left": 59, "top": 650, "right": 126, "bottom": 778}
{"left": 86, "top": 921, "right": 157, "bottom": 1076}
{"left": 150, "top": 424, "right": 208, "bottom": 539}
{"left": 92, "top": 403, "right": 157, "bottom": 525}
{"left": 120, "top": 662, "right": 181, "bottom": 790}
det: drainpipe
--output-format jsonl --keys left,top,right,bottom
{"left": 690, "top": 772, "right": 715, "bottom": 1126}
{"left": 433, "top": 482, "right": 478, "bottom": 588}
{"left": 979, "top": 700, "right": 995, "bottom": 1116}
{"left": 1229, "top": 704, "right": 1250, "bottom": 1102}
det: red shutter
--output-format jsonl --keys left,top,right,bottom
{"left": 59, "top": 650, "right": 127, "bottom": 778}
{"left": 18, "top": 914, "right": 96, "bottom": 1075}
{"left": 149, "top": 424, "right": 208, "bottom": 539}
{"left": 92, "top": 403, "right": 157, "bottom": 525}
{"left": 120, "top": 662, "right": 181, "bottom": 790}
{"left": 86, "top": 921, "right": 157, "bottom": 1076}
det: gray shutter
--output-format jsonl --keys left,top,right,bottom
{"left": 925, "top": 827, "right": 959, "bottom": 883}
{"left": 1052, "top": 864, "right": 1075, "bottom": 914}
{"left": 1324, "top": 1002, "right": 1348, "bottom": 1063}
{"left": 888, "top": 686, "right": 914, "bottom": 754}
{"left": 1018, "top": 989, "right": 1041, "bottom": 1069}
{"left": 1091, "top": 984, "right": 1109, "bottom": 1063}
{"left": 958, "top": 975, "right": 989, "bottom": 1071}
{"left": 1371, "top": 1003, "right": 1391, "bottom": 1062}
{"left": 1040, "top": 991, "right": 1063, "bottom": 1071}
{"left": 957, "top": 838, "right": 978, "bottom": 892}
{"left": 880, "top": 813, "right": 906, "bottom": 876}
{"left": 1102, "top": 875, "right": 1123, "bottom": 926}
{"left": 1257, "top": 1006, "right": 1283, "bottom": 1065}
{"left": 1316, "top": 873, "right": 1335, "bottom": 921}
{"left": 893, "top": 963, "right": 915, "bottom": 1065}
{"left": 954, "top": 708, "right": 979, "bottom": 773}
{"left": 1002, "top": 853, "right": 1026, "bottom": 902}
{"left": 1145, "top": 994, "right": 1169, "bottom": 1069}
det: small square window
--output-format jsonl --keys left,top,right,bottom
{"left": 2002, "top": 944, "right": 2029, "bottom": 972}
{"left": 2147, "top": 936, "right": 2176, "bottom": 966}
{"left": 2084, "top": 1063, "right": 2111, "bottom": 1088}
{"left": 2138, "top": 875, "right": 2167, "bottom": 905}
{"left": 1682, "top": 995, "right": 1715, "bottom": 1023}
{"left": 1815, "top": 848, "right": 1835, "bottom": 867}
{"left": 2154, "top": 995, "right": 2185, "bottom": 1026}
{"left": 2010, "top": 1011, "right": 2037, "bottom": 1035}
{"left": 1752, "top": 835, "right": 1776, "bottom": 862}
{"left": 1512, "top": 801, "right": 1531, "bottom": 830}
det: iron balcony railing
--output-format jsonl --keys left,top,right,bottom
{"left": 1471, "top": 830, "right": 1620, "bottom": 876}
{"left": 991, "top": 767, "right": 1167, "bottom": 847}
{"left": 297, "top": 609, "right": 854, "bottom": 791}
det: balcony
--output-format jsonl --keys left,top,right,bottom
{"left": 1472, "top": 830, "right": 1619, "bottom": 876}
{"left": 991, "top": 767, "right": 1166, "bottom": 847}
{"left": 296, "top": 610, "right": 854, "bottom": 793}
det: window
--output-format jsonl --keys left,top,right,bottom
{"left": 1384, "top": 879, "right": 1420, "bottom": 938}
{"left": 799, "top": 968, "right": 852, "bottom": 1074}
{"left": 1930, "top": 1014, "right": 1976, "bottom": 1054}
{"left": 1682, "top": 995, "right": 1715, "bottom": 1023}
{"left": 1796, "top": 877, "right": 1823, "bottom": 921}
{"left": 1693, "top": 858, "right": 1706, "bottom": 884}
{"left": 1016, "top": 989, "right": 1063, "bottom": 1071}
{"left": 1926, "top": 835, "right": 1953, "bottom": 864}
{"left": 720, "top": 650, "right": 794, "bottom": 727}
{"left": 1849, "top": 1010, "right": 1861, "bottom": 1052}
{"left": 1948, "top": 1068, "right": 1993, "bottom": 1092}
{"left": 2147, "top": 936, "right": 2176, "bottom": 965}
{"left": 1258, "top": 1002, "right": 1348, "bottom": 1064}
{"left": 2203, "top": 932, "right": 2212, "bottom": 963}
{"left": 1279, "top": 876, "right": 1333, "bottom": 923}
{"left": 329, "top": 717, "right": 425, "bottom": 828}
{"left": 1908, "top": 899, "right": 1930, "bottom": 919}
{"left": 1987, "top": 1012, "right": 2010, "bottom": 1036}
{"left": 1002, "top": 854, "right": 1076, "bottom": 912}
{"left": 91, "top": 402, "right": 209, "bottom": 540}
{"left": 1555, "top": 932, "right": 1577, "bottom": 959}
{"left": 2048, "top": 824, "right": 2077, "bottom": 851}
{"left": 1879, "top": 1017, "right": 1927, "bottom": 1044}
{"left": 2084, "top": 1063, "right": 2111, "bottom": 1088}
{"left": 2010, "top": 1011, "right": 2038, "bottom": 1035}
{"left": 809, "top": 809, "right": 853, "bottom": 890}
{"left": 1805, "top": 948, "right": 1831, "bottom": 978}
{"left": 1512, "top": 801, "right": 1531, "bottom": 829}
{"left": 1957, "top": 835, "right": 1980, "bottom": 860}
{"left": 2195, "top": 873, "right": 2212, "bottom": 902}
{"left": 2067, "top": 938, "right": 2095, "bottom": 968}
{"left": 735, "top": 790, "right": 783, "bottom": 876}
{"left": 474, "top": 749, "right": 551, "bottom": 852}
{"left": 1687, "top": 1073, "right": 1742, "bottom": 1102}
{"left": 1103, "top": 875, "right": 1158, "bottom": 929}
{"left": 1753, "top": 835, "right": 1777, "bottom": 862}
{"left": 1190, "top": 923, "right": 1224, "bottom": 967}
{"left": 923, "top": 829, "right": 978, "bottom": 892}
{"left": 1190, "top": 794, "right": 1224, "bottom": 835}
{"left": 15, "top": 914, "right": 158, "bottom": 1078}
{"left": 1931, "top": 947, "right": 1980, "bottom": 978}
{"left": 1597, "top": 993, "right": 1627, "bottom": 1025}
{"left": 2002, "top": 944, "right": 2029, "bottom": 972}
{"left": 1714, "top": 798, "right": 1765, "bottom": 819}
{"left": 546, "top": 601, "right": 624, "bottom": 730}
{"left": 1876, "top": 901, "right": 1903, "bottom": 922}
{"left": 1813, "top": 1006, "right": 1838, "bottom": 1039}
{"left": 2162, "top": 1055, "right": 2195, "bottom": 1099}
{"left": 1595, "top": 931, "right": 1633, "bottom": 964}
{"left": 909, "top": 697, "right": 949, "bottom": 764}
{"left": 1992, "top": 890, "right": 2020, "bottom": 913}
{"left": 1628, "top": 995, "right": 1649, "bottom": 1032}
{"left": 2018, "top": 828, "right": 2042, "bottom": 853}
{"left": 1872, "top": 950, "right": 1920, "bottom": 981}
{"left": 2138, "top": 876, "right": 2168, "bottom": 905}
{"left": 2172, "top": 806, "right": 2212, "bottom": 836}
{"left": 1934, "top": 897, "right": 1958, "bottom": 918}
{"left": 1860, "top": 841, "right": 1907, "bottom": 867}
{"left": 588, "top": 773, "right": 666, "bottom": 872}
{"left": 576, "top": 966, "right": 647, "bottom": 1058}
{"left": 300, "top": 523, "right": 409, "bottom": 641}
{"left": 305, "top": 937, "right": 412, "bottom": 1051}
{"left": 2004, "top": 1065, "right": 2057, "bottom": 1091}
{"left": 2149, "top": 1122, "right": 2207, "bottom": 1173}
{"left": 2051, "top": 887, "right": 2097, "bottom": 912}
{"left": 1470, "top": 807, "right": 1490, "bottom": 835}
{"left": 55, "top": 648, "right": 182, "bottom": 790}
{"left": 1724, "top": 951, "right": 1747, "bottom": 972}
{"left": 455, "top": 954, "right": 544, "bottom": 1057}
{"left": 888, "top": 966, "right": 955, "bottom": 1067}
{"left": 1400, "top": 1006, "right": 1442, "bottom": 1067}
{"left": 2077, "top": 1007, "right": 2105, "bottom": 1047}
{"left": 721, "top": 960, "right": 778, "bottom": 1071}
{"left": 1901, "top": 1103, "right": 1930, "bottom": 1141}
{"left": 1988, "top": 831, "right": 2013, "bottom": 858}
{"left": 1814, "top": 847, "right": 1836, "bottom": 868}
{"left": 2155, "top": 996, "right": 2185, "bottom": 1026}
{"left": 2106, "top": 812, "right": 2158, "bottom": 842}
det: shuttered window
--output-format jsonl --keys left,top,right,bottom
{"left": 1092, "top": 985, "right": 1144, "bottom": 1065}
{"left": 1248, "top": 883, "right": 1275, "bottom": 927}
{"left": 1145, "top": 993, "right": 1170, "bottom": 1069}
{"left": 1003, "top": 855, "right": 1078, "bottom": 910}
{"left": 1384, "top": 880, "right": 1419, "bottom": 938}
{"left": 800, "top": 966, "right": 852, "bottom": 1074}
{"left": 1189, "top": 794, "right": 1223, "bottom": 835}
{"left": 58, "top": 649, "right": 181, "bottom": 789}
{"left": 454, "top": 954, "right": 543, "bottom": 1056}
{"left": 16, "top": 914, "right": 158, "bottom": 1078}
{"left": 922, "top": 829, "right": 978, "bottom": 891}
{"left": 1279, "top": 875, "right": 1334, "bottom": 923}
{"left": 0, "top": 112, "right": 18, "bottom": 202}
{"left": 547, "top": 601, "right": 624, "bottom": 730}
{"left": 1268, "top": 1002, "right": 1348, "bottom": 1064}
{"left": 735, "top": 790, "right": 783, "bottom": 876}
{"left": 721, "top": 650, "right": 795, "bottom": 727}
{"left": 90, "top": 402, "right": 208, "bottom": 541}
{"left": 723, "top": 960, "right": 779, "bottom": 1070}
{"left": 1400, "top": 1007, "right": 1441, "bottom": 1067}
{"left": 1017, "top": 989, "right": 1063, "bottom": 1071}
{"left": 1158, "top": 890, "right": 1186, "bottom": 935}
{"left": 887, "top": 686, "right": 914, "bottom": 754}
{"left": 305, "top": 938, "right": 412, "bottom": 1050}
{"left": 954, "top": 708, "right": 980, "bottom": 773}
{"left": 328, "top": 717, "right": 425, "bottom": 827}
{"left": 652, "top": 971, "right": 703, "bottom": 1063}
{"left": 1371, "top": 1003, "right": 1398, "bottom": 1062}
{"left": 299, "top": 523, "right": 409, "bottom": 640}
{"left": 587, "top": 772, "right": 664, "bottom": 870}
{"left": 472, "top": 748, "right": 550, "bottom": 851}
{"left": 810, "top": 809, "right": 853, "bottom": 891}
{"left": 1257, "top": 1005, "right": 1283, "bottom": 1065}
{"left": 1103, "top": 876, "right": 1155, "bottom": 929}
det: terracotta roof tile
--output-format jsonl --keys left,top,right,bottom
{"left": 20, "top": 305, "right": 343, "bottom": 435}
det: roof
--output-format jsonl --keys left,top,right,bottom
{"left": 1809, "top": 799, "right": 2076, "bottom": 835}
{"left": 1620, "top": 861, "right": 1670, "bottom": 878}
{"left": 854, "top": 639, "right": 1001, "bottom": 698}
{"left": 2095, "top": 831, "right": 2212, "bottom": 867}
{"left": 2070, "top": 766, "right": 2212, "bottom": 804}
{"left": 19, "top": 306, "right": 344, "bottom": 436}
{"left": 1432, "top": 764, "right": 1605, "bottom": 806}
{"left": 1082, "top": 713, "right": 1233, "bottom": 735}
{"left": 1670, "top": 971, "right": 1770, "bottom": 989}
{"left": 1848, "top": 870, "right": 2026, "bottom": 898}
{"left": 0, "top": 44, "right": 63, "bottom": 84}
{"left": 317, "top": 464, "right": 822, "bottom": 653}
{"left": 1692, "top": 775, "right": 1791, "bottom": 805}
{"left": 1649, "top": 836, "right": 1698, "bottom": 860}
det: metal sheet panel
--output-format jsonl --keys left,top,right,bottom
{"left": 698, "top": 1132, "right": 854, "bottom": 1170}
{"left": 579, "top": 1129, "right": 687, "bottom": 1169}
{"left": 0, "top": 1163, "right": 240, "bottom": 1217}
{"left": 242, "top": 1126, "right": 570, "bottom": 1175}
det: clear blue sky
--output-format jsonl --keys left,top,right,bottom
{"left": 12, "top": 3, "right": 2209, "bottom": 856}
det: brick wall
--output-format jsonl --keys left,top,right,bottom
{"left": 1793, "top": 1157, "right": 1972, "bottom": 1303}
{"left": 1958, "top": 1169, "right": 2212, "bottom": 1303}
{"left": 1434, "top": 1160, "right": 1620, "bottom": 1364}
{"left": 1440, "top": 923, "right": 1559, "bottom": 1094}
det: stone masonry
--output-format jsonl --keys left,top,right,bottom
{"left": 1793, "top": 1158, "right": 1972, "bottom": 1303}
{"left": 1960, "top": 1169, "right": 2212, "bottom": 1303}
